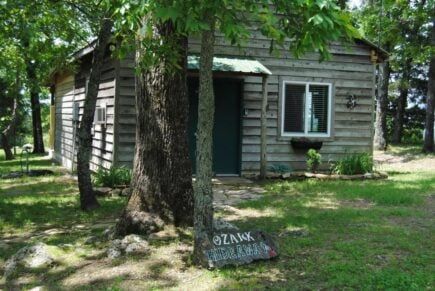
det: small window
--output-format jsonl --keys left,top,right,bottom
{"left": 281, "top": 81, "right": 331, "bottom": 137}
{"left": 72, "top": 102, "right": 80, "bottom": 121}
{"left": 95, "top": 105, "right": 106, "bottom": 125}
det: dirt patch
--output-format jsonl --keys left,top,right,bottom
{"left": 340, "top": 199, "right": 374, "bottom": 210}
{"left": 374, "top": 150, "right": 435, "bottom": 172}
{"left": 386, "top": 195, "right": 435, "bottom": 230}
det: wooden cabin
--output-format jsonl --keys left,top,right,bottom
{"left": 48, "top": 35, "right": 387, "bottom": 176}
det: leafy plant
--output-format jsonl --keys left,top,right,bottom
{"left": 306, "top": 149, "right": 321, "bottom": 173}
{"left": 93, "top": 166, "right": 132, "bottom": 188}
{"left": 333, "top": 153, "right": 374, "bottom": 175}
{"left": 269, "top": 164, "right": 292, "bottom": 174}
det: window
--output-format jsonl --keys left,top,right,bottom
{"left": 281, "top": 81, "right": 332, "bottom": 137}
{"left": 95, "top": 105, "right": 106, "bottom": 125}
{"left": 72, "top": 102, "right": 80, "bottom": 121}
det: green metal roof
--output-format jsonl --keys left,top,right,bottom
{"left": 187, "top": 55, "right": 272, "bottom": 76}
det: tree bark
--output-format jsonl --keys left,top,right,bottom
{"left": 423, "top": 20, "right": 435, "bottom": 153}
{"left": 76, "top": 17, "right": 113, "bottom": 211}
{"left": 392, "top": 58, "right": 412, "bottom": 144}
{"left": 25, "top": 61, "right": 45, "bottom": 154}
{"left": 374, "top": 61, "right": 390, "bottom": 150}
{"left": 1, "top": 133, "right": 13, "bottom": 160}
{"left": 193, "top": 16, "right": 216, "bottom": 265}
{"left": 1, "top": 73, "right": 20, "bottom": 160}
{"left": 114, "top": 21, "right": 193, "bottom": 236}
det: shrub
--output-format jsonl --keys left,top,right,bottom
{"left": 269, "top": 164, "right": 292, "bottom": 174}
{"left": 306, "top": 149, "right": 321, "bottom": 173}
{"left": 93, "top": 166, "right": 132, "bottom": 188}
{"left": 333, "top": 153, "right": 373, "bottom": 175}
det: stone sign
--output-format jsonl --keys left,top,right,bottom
{"left": 203, "top": 230, "right": 277, "bottom": 268}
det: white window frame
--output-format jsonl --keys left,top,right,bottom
{"left": 94, "top": 103, "right": 107, "bottom": 125}
{"left": 281, "top": 81, "right": 332, "bottom": 138}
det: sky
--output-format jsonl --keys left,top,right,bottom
{"left": 349, "top": 0, "right": 363, "bottom": 9}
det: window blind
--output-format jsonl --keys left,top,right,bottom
{"left": 284, "top": 84, "right": 305, "bottom": 133}
{"left": 308, "top": 85, "right": 329, "bottom": 134}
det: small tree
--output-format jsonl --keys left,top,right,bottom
{"left": 307, "top": 149, "right": 322, "bottom": 173}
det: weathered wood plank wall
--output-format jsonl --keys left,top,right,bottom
{"left": 54, "top": 56, "right": 118, "bottom": 171}
{"left": 105, "top": 33, "right": 376, "bottom": 175}
{"left": 188, "top": 34, "right": 375, "bottom": 175}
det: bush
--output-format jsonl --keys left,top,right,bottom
{"left": 269, "top": 164, "right": 292, "bottom": 174}
{"left": 306, "top": 149, "right": 321, "bottom": 173}
{"left": 333, "top": 153, "right": 373, "bottom": 175}
{"left": 93, "top": 166, "right": 132, "bottom": 188}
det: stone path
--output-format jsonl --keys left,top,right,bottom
{"left": 212, "top": 177, "right": 265, "bottom": 208}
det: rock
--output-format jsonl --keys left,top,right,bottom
{"left": 4, "top": 243, "right": 56, "bottom": 279}
{"left": 121, "top": 187, "right": 132, "bottom": 197}
{"left": 110, "top": 189, "right": 122, "bottom": 197}
{"left": 281, "top": 173, "right": 291, "bottom": 179}
{"left": 107, "top": 243, "right": 122, "bottom": 259}
{"left": 94, "top": 187, "right": 112, "bottom": 197}
{"left": 364, "top": 173, "right": 374, "bottom": 179}
{"left": 125, "top": 241, "right": 149, "bottom": 255}
{"left": 107, "top": 234, "right": 149, "bottom": 259}
{"left": 203, "top": 230, "right": 278, "bottom": 268}
{"left": 213, "top": 219, "right": 239, "bottom": 231}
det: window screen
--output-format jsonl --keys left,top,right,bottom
{"left": 283, "top": 84, "right": 305, "bottom": 133}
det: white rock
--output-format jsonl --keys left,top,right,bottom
{"left": 107, "top": 235, "right": 149, "bottom": 259}
{"left": 4, "top": 243, "right": 55, "bottom": 278}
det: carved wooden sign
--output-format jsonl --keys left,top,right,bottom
{"left": 203, "top": 230, "right": 278, "bottom": 268}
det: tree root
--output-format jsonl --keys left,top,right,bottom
{"left": 114, "top": 210, "right": 165, "bottom": 237}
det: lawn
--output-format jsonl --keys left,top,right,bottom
{"left": 0, "top": 147, "right": 434, "bottom": 290}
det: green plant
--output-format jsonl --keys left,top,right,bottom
{"left": 93, "top": 166, "right": 132, "bottom": 188}
{"left": 306, "top": 149, "right": 321, "bottom": 173}
{"left": 333, "top": 153, "right": 374, "bottom": 175}
{"left": 269, "top": 164, "right": 292, "bottom": 174}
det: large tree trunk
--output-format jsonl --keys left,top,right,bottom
{"left": 193, "top": 16, "right": 216, "bottom": 266}
{"left": 26, "top": 61, "right": 45, "bottom": 154}
{"left": 76, "top": 17, "right": 113, "bottom": 211}
{"left": 114, "top": 21, "right": 193, "bottom": 236}
{"left": 392, "top": 58, "right": 412, "bottom": 144}
{"left": 423, "top": 20, "right": 435, "bottom": 153}
{"left": 374, "top": 61, "right": 391, "bottom": 150}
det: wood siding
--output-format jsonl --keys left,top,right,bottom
{"left": 54, "top": 57, "right": 118, "bottom": 171}
{"left": 188, "top": 35, "right": 376, "bottom": 175}
{"left": 58, "top": 35, "right": 376, "bottom": 175}
{"left": 115, "top": 55, "right": 136, "bottom": 167}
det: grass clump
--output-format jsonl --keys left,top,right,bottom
{"left": 93, "top": 166, "right": 131, "bottom": 188}
{"left": 333, "top": 153, "right": 373, "bottom": 175}
{"left": 306, "top": 149, "right": 321, "bottom": 173}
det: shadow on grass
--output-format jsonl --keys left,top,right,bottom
{"left": 383, "top": 144, "right": 435, "bottom": 162}
{"left": 210, "top": 175, "right": 435, "bottom": 290}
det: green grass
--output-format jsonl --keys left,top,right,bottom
{"left": 0, "top": 147, "right": 434, "bottom": 290}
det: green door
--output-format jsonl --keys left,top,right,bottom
{"left": 188, "top": 78, "right": 241, "bottom": 175}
